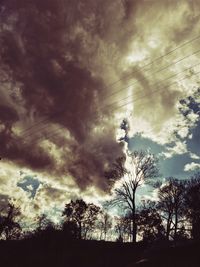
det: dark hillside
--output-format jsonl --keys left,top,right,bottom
{"left": 130, "top": 241, "right": 200, "bottom": 267}
{"left": 0, "top": 233, "right": 145, "bottom": 267}
{"left": 0, "top": 232, "right": 200, "bottom": 267}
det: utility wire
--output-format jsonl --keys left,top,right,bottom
{"left": 102, "top": 61, "right": 200, "bottom": 110}
{"left": 18, "top": 49, "right": 200, "bottom": 140}
{"left": 105, "top": 48, "right": 200, "bottom": 99}
{"left": 20, "top": 59, "right": 200, "bottom": 140}
{"left": 109, "top": 69, "right": 200, "bottom": 113}
{"left": 18, "top": 34, "right": 200, "bottom": 136}
{"left": 20, "top": 68, "right": 200, "bottom": 146}
{"left": 104, "top": 33, "right": 200, "bottom": 91}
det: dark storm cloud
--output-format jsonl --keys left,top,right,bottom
{"left": 66, "top": 132, "right": 125, "bottom": 190}
{"left": 0, "top": 105, "right": 18, "bottom": 128}
{"left": 0, "top": 130, "right": 55, "bottom": 169}
{"left": 0, "top": 0, "right": 127, "bottom": 191}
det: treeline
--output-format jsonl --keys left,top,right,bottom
{"left": 0, "top": 199, "right": 113, "bottom": 241}
{"left": 136, "top": 175, "right": 200, "bottom": 242}
{"left": 0, "top": 175, "right": 200, "bottom": 243}
{"left": 60, "top": 174, "right": 200, "bottom": 243}
{"left": 0, "top": 152, "right": 200, "bottom": 244}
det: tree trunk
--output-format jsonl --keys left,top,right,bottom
{"left": 132, "top": 217, "right": 137, "bottom": 243}
{"left": 166, "top": 214, "right": 172, "bottom": 241}
{"left": 131, "top": 191, "right": 137, "bottom": 243}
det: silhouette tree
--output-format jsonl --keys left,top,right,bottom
{"left": 97, "top": 211, "right": 112, "bottom": 240}
{"left": 157, "top": 178, "right": 185, "bottom": 240}
{"left": 114, "top": 216, "right": 125, "bottom": 242}
{"left": 114, "top": 214, "right": 132, "bottom": 242}
{"left": 35, "top": 213, "right": 56, "bottom": 237}
{"left": 0, "top": 202, "right": 21, "bottom": 240}
{"left": 109, "top": 151, "right": 158, "bottom": 242}
{"left": 37, "top": 213, "right": 54, "bottom": 231}
{"left": 137, "top": 200, "right": 165, "bottom": 242}
{"left": 63, "top": 199, "right": 100, "bottom": 240}
{"left": 184, "top": 173, "right": 200, "bottom": 240}
{"left": 122, "top": 214, "right": 132, "bottom": 242}
{"left": 82, "top": 203, "right": 101, "bottom": 239}
{"left": 63, "top": 199, "right": 87, "bottom": 240}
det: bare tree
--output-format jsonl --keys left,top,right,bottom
{"left": 36, "top": 213, "right": 55, "bottom": 234}
{"left": 114, "top": 214, "right": 132, "bottom": 242}
{"left": 157, "top": 178, "right": 186, "bottom": 240}
{"left": 109, "top": 151, "right": 158, "bottom": 242}
{"left": 114, "top": 216, "right": 125, "bottom": 242}
{"left": 97, "top": 211, "right": 112, "bottom": 240}
{"left": 184, "top": 173, "right": 200, "bottom": 240}
{"left": 82, "top": 203, "right": 100, "bottom": 240}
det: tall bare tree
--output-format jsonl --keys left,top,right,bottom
{"left": 108, "top": 151, "right": 158, "bottom": 242}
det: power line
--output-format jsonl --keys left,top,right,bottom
{"left": 105, "top": 48, "right": 200, "bottom": 99}
{"left": 109, "top": 69, "right": 200, "bottom": 113}
{"left": 103, "top": 33, "right": 200, "bottom": 91}
{"left": 20, "top": 68, "right": 200, "bottom": 146}
{"left": 21, "top": 124, "right": 68, "bottom": 145}
{"left": 20, "top": 59, "right": 200, "bottom": 140}
{"left": 102, "top": 61, "right": 200, "bottom": 111}
{"left": 18, "top": 110, "right": 64, "bottom": 135}
{"left": 18, "top": 34, "right": 200, "bottom": 137}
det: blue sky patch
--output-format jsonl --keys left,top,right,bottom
{"left": 17, "top": 175, "right": 41, "bottom": 198}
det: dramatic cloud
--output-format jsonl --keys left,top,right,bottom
{"left": 0, "top": 0, "right": 200, "bottom": 224}
{"left": 0, "top": 0, "right": 128, "bottom": 193}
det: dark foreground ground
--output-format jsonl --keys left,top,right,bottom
{"left": 0, "top": 233, "right": 200, "bottom": 267}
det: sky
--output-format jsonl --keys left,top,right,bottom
{"left": 0, "top": 0, "right": 200, "bottom": 226}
